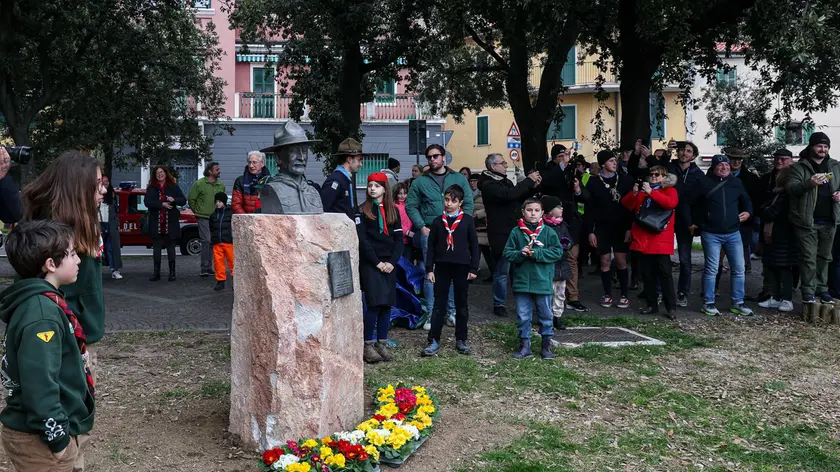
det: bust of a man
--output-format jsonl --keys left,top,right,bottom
{"left": 259, "top": 121, "right": 324, "bottom": 215}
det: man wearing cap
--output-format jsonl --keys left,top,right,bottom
{"left": 787, "top": 131, "right": 840, "bottom": 303}
{"left": 666, "top": 140, "right": 704, "bottom": 307}
{"left": 321, "top": 138, "right": 365, "bottom": 219}
{"left": 686, "top": 155, "right": 753, "bottom": 316}
{"left": 544, "top": 144, "right": 567, "bottom": 171}
{"left": 380, "top": 157, "right": 401, "bottom": 190}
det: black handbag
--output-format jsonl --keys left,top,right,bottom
{"left": 635, "top": 197, "right": 673, "bottom": 233}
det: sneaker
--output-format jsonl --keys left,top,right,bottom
{"left": 456, "top": 340, "right": 471, "bottom": 355}
{"left": 600, "top": 295, "right": 613, "bottom": 308}
{"left": 111, "top": 271, "right": 123, "bottom": 280}
{"left": 617, "top": 296, "right": 630, "bottom": 309}
{"left": 567, "top": 300, "right": 589, "bottom": 312}
{"left": 200, "top": 270, "right": 211, "bottom": 277}
{"left": 214, "top": 281, "right": 225, "bottom": 291}
{"left": 493, "top": 306, "right": 507, "bottom": 317}
{"left": 701, "top": 304, "right": 721, "bottom": 316}
{"left": 731, "top": 304, "right": 754, "bottom": 316}
{"left": 677, "top": 293, "right": 688, "bottom": 307}
{"left": 759, "top": 298, "right": 781, "bottom": 309}
{"left": 818, "top": 292, "right": 835, "bottom": 303}
{"left": 802, "top": 294, "right": 817, "bottom": 304}
{"left": 446, "top": 314, "right": 456, "bottom": 327}
{"left": 639, "top": 305, "right": 659, "bottom": 315}
{"left": 422, "top": 340, "right": 441, "bottom": 357}
{"left": 423, "top": 321, "right": 431, "bottom": 331}
{"left": 778, "top": 300, "right": 794, "bottom": 312}
{"left": 553, "top": 317, "right": 567, "bottom": 330}
{"left": 657, "top": 293, "right": 663, "bottom": 305}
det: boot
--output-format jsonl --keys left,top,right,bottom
{"left": 364, "top": 342, "right": 383, "bottom": 364}
{"left": 541, "top": 336, "right": 555, "bottom": 360}
{"left": 512, "top": 339, "right": 532, "bottom": 359}
{"left": 149, "top": 261, "right": 161, "bottom": 282}
{"left": 374, "top": 342, "right": 393, "bottom": 362}
{"left": 214, "top": 281, "right": 225, "bottom": 291}
{"left": 168, "top": 261, "right": 176, "bottom": 281}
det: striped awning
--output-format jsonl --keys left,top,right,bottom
{"left": 236, "top": 54, "right": 279, "bottom": 62}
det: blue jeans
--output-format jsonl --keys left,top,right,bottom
{"left": 701, "top": 231, "right": 745, "bottom": 305}
{"left": 418, "top": 233, "right": 454, "bottom": 315}
{"left": 493, "top": 256, "right": 511, "bottom": 307}
{"left": 101, "top": 222, "right": 116, "bottom": 272}
{"left": 515, "top": 293, "right": 553, "bottom": 339}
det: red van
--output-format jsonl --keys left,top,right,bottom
{"left": 115, "top": 187, "right": 201, "bottom": 255}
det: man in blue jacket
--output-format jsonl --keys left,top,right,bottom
{"left": 667, "top": 141, "right": 705, "bottom": 307}
{"left": 688, "top": 155, "right": 753, "bottom": 317}
{"left": 321, "top": 138, "right": 365, "bottom": 219}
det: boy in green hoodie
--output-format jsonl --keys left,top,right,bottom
{"left": 0, "top": 220, "right": 95, "bottom": 471}
{"left": 503, "top": 198, "right": 564, "bottom": 360}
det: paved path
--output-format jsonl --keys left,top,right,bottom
{"left": 0, "top": 251, "right": 773, "bottom": 332}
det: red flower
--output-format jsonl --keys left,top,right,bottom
{"left": 393, "top": 413, "right": 406, "bottom": 421}
{"left": 262, "top": 448, "right": 281, "bottom": 465}
{"left": 373, "top": 414, "right": 386, "bottom": 422}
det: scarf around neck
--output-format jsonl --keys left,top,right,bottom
{"left": 372, "top": 200, "right": 388, "bottom": 235}
{"left": 518, "top": 218, "right": 544, "bottom": 247}
{"left": 41, "top": 292, "right": 95, "bottom": 396}
{"left": 442, "top": 210, "right": 464, "bottom": 250}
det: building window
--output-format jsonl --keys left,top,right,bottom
{"left": 650, "top": 93, "right": 666, "bottom": 140}
{"left": 193, "top": 0, "right": 211, "bottom": 8}
{"left": 546, "top": 105, "right": 576, "bottom": 141}
{"left": 716, "top": 67, "right": 737, "bottom": 87}
{"left": 356, "top": 153, "right": 390, "bottom": 188}
{"left": 477, "top": 116, "right": 489, "bottom": 146}
{"left": 561, "top": 47, "right": 576, "bottom": 85}
{"left": 375, "top": 81, "right": 396, "bottom": 103}
{"left": 252, "top": 67, "right": 276, "bottom": 119}
{"left": 776, "top": 122, "right": 815, "bottom": 146}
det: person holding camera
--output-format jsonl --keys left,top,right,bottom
{"left": 0, "top": 147, "right": 23, "bottom": 225}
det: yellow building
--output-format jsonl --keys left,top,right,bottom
{"left": 445, "top": 48, "right": 687, "bottom": 170}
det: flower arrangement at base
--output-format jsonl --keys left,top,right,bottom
{"left": 259, "top": 383, "right": 439, "bottom": 471}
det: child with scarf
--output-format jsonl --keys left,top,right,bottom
{"left": 421, "top": 185, "right": 479, "bottom": 357}
{"left": 503, "top": 198, "right": 564, "bottom": 360}
{"left": 356, "top": 172, "right": 404, "bottom": 364}
{"left": 540, "top": 196, "right": 573, "bottom": 331}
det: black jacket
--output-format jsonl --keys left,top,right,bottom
{"left": 628, "top": 152, "right": 671, "bottom": 179}
{"left": 426, "top": 213, "right": 480, "bottom": 274}
{"left": 667, "top": 161, "right": 706, "bottom": 233}
{"left": 539, "top": 164, "right": 582, "bottom": 238}
{"left": 735, "top": 169, "right": 762, "bottom": 225}
{"left": 356, "top": 208, "right": 404, "bottom": 268}
{"left": 321, "top": 169, "right": 355, "bottom": 219}
{"left": 0, "top": 176, "right": 22, "bottom": 224}
{"left": 579, "top": 172, "right": 635, "bottom": 233}
{"left": 761, "top": 193, "right": 798, "bottom": 267}
{"left": 687, "top": 175, "right": 753, "bottom": 235}
{"left": 478, "top": 170, "right": 536, "bottom": 255}
{"left": 144, "top": 184, "right": 187, "bottom": 239}
{"left": 210, "top": 205, "right": 233, "bottom": 244}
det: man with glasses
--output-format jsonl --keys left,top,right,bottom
{"left": 479, "top": 153, "right": 541, "bottom": 316}
{"left": 406, "top": 145, "right": 474, "bottom": 327}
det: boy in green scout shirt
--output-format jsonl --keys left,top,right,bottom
{"left": 503, "top": 198, "right": 564, "bottom": 360}
{"left": 0, "top": 220, "right": 95, "bottom": 471}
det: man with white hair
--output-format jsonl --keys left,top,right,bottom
{"left": 232, "top": 150, "right": 271, "bottom": 214}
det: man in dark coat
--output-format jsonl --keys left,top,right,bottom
{"left": 479, "top": 152, "right": 540, "bottom": 316}
{"left": 667, "top": 140, "right": 705, "bottom": 307}
{"left": 321, "top": 138, "right": 365, "bottom": 219}
{"left": 725, "top": 148, "right": 763, "bottom": 272}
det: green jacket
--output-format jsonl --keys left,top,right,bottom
{"left": 62, "top": 255, "right": 104, "bottom": 344}
{"left": 405, "top": 168, "right": 474, "bottom": 230}
{"left": 188, "top": 177, "right": 226, "bottom": 219}
{"left": 786, "top": 153, "right": 840, "bottom": 228}
{"left": 502, "top": 222, "right": 563, "bottom": 295}
{"left": 0, "top": 279, "right": 95, "bottom": 452}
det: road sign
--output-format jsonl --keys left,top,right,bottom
{"left": 408, "top": 120, "right": 427, "bottom": 156}
{"left": 507, "top": 122, "right": 520, "bottom": 137}
{"left": 509, "top": 149, "right": 520, "bottom": 161}
{"left": 507, "top": 136, "right": 521, "bottom": 149}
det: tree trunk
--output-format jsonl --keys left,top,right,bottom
{"left": 339, "top": 45, "right": 364, "bottom": 144}
{"left": 103, "top": 144, "right": 114, "bottom": 179}
{"left": 618, "top": 55, "right": 661, "bottom": 150}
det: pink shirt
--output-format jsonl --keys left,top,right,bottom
{"left": 395, "top": 201, "right": 412, "bottom": 243}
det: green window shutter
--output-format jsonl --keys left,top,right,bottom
{"left": 775, "top": 125, "right": 784, "bottom": 143}
{"left": 804, "top": 123, "right": 815, "bottom": 143}
{"left": 375, "top": 81, "right": 396, "bottom": 103}
{"left": 561, "top": 47, "right": 576, "bottom": 85}
{"left": 356, "top": 153, "right": 390, "bottom": 188}
{"left": 252, "top": 67, "right": 276, "bottom": 118}
{"left": 546, "top": 106, "right": 576, "bottom": 141}
{"left": 477, "top": 116, "right": 489, "bottom": 145}
{"left": 265, "top": 155, "right": 278, "bottom": 176}
{"left": 717, "top": 125, "right": 728, "bottom": 146}
{"left": 650, "top": 94, "right": 665, "bottom": 140}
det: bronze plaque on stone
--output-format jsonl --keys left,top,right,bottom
{"left": 328, "top": 251, "right": 354, "bottom": 299}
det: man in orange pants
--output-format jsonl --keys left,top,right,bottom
{"left": 210, "top": 192, "right": 234, "bottom": 291}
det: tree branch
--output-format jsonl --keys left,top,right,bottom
{"left": 463, "top": 21, "right": 509, "bottom": 71}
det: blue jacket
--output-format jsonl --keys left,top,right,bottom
{"left": 688, "top": 175, "right": 753, "bottom": 235}
{"left": 320, "top": 169, "right": 355, "bottom": 219}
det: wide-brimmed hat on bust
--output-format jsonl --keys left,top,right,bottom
{"left": 259, "top": 121, "right": 320, "bottom": 153}
{"left": 723, "top": 147, "right": 748, "bottom": 159}
{"left": 331, "top": 138, "right": 369, "bottom": 157}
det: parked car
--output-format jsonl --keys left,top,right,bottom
{"left": 115, "top": 186, "right": 202, "bottom": 256}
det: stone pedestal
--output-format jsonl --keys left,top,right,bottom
{"left": 229, "top": 213, "right": 364, "bottom": 451}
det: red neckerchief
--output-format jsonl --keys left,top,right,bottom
{"left": 518, "top": 218, "right": 544, "bottom": 247}
{"left": 40, "top": 292, "right": 95, "bottom": 397}
{"left": 441, "top": 211, "right": 464, "bottom": 250}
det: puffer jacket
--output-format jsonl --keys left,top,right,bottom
{"left": 621, "top": 174, "right": 679, "bottom": 255}
{"left": 232, "top": 167, "right": 271, "bottom": 214}
{"left": 210, "top": 205, "right": 233, "bottom": 244}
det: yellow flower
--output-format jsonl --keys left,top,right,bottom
{"left": 378, "top": 385, "right": 395, "bottom": 397}
{"left": 357, "top": 418, "right": 380, "bottom": 432}
{"left": 376, "top": 403, "right": 399, "bottom": 419}
{"left": 324, "top": 453, "right": 346, "bottom": 468}
{"left": 366, "top": 430, "right": 386, "bottom": 447}
{"left": 416, "top": 412, "right": 432, "bottom": 427}
{"left": 407, "top": 420, "right": 425, "bottom": 431}
{"left": 302, "top": 439, "right": 318, "bottom": 449}
{"left": 382, "top": 421, "right": 397, "bottom": 431}
{"left": 319, "top": 446, "right": 333, "bottom": 458}
{"left": 412, "top": 386, "right": 426, "bottom": 395}
{"left": 418, "top": 405, "right": 435, "bottom": 415}
{"left": 388, "top": 433, "right": 408, "bottom": 449}
{"left": 322, "top": 436, "right": 333, "bottom": 446}
{"left": 416, "top": 396, "right": 432, "bottom": 406}
{"left": 364, "top": 444, "right": 380, "bottom": 461}
{"left": 286, "top": 464, "right": 311, "bottom": 472}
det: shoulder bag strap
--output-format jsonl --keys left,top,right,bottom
{"left": 706, "top": 180, "right": 727, "bottom": 199}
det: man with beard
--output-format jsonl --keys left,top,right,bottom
{"left": 787, "top": 132, "right": 840, "bottom": 303}
{"left": 667, "top": 140, "right": 704, "bottom": 307}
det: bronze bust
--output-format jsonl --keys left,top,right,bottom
{"left": 259, "top": 121, "right": 324, "bottom": 215}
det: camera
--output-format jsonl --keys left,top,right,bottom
{"left": 3, "top": 146, "right": 33, "bottom": 165}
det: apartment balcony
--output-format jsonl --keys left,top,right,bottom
{"left": 233, "top": 92, "right": 442, "bottom": 121}
{"left": 529, "top": 61, "right": 617, "bottom": 91}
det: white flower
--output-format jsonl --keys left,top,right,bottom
{"left": 384, "top": 419, "right": 403, "bottom": 427}
{"left": 371, "top": 428, "right": 392, "bottom": 438}
{"left": 273, "top": 454, "right": 300, "bottom": 470}
{"left": 401, "top": 424, "right": 420, "bottom": 440}
{"left": 335, "top": 430, "right": 366, "bottom": 444}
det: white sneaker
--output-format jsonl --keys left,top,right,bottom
{"left": 778, "top": 300, "right": 794, "bottom": 312}
{"left": 423, "top": 321, "right": 431, "bottom": 331}
{"left": 758, "top": 297, "right": 780, "bottom": 309}
{"left": 111, "top": 271, "right": 123, "bottom": 280}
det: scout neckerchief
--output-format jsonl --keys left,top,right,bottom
{"left": 518, "top": 218, "right": 544, "bottom": 247}
{"left": 442, "top": 210, "right": 463, "bottom": 250}
{"left": 599, "top": 171, "right": 621, "bottom": 202}
{"left": 372, "top": 200, "right": 388, "bottom": 235}
{"left": 644, "top": 184, "right": 661, "bottom": 208}
{"left": 40, "top": 292, "right": 95, "bottom": 397}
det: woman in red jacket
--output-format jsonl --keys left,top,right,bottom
{"left": 621, "top": 166, "right": 679, "bottom": 319}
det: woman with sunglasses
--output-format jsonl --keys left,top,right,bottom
{"left": 621, "top": 165, "right": 679, "bottom": 319}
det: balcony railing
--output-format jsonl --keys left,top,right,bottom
{"left": 234, "top": 92, "right": 440, "bottom": 120}
{"left": 529, "top": 61, "right": 617, "bottom": 89}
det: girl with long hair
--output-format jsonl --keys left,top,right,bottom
{"left": 100, "top": 175, "right": 123, "bottom": 279}
{"left": 355, "top": 172, "right": 403, "bottom": 364}
{"left": 145, "top": 166, "right": 187, "bottom": 281}
{"left": 393, "top": 181, "right": 414, "bottom": 260}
